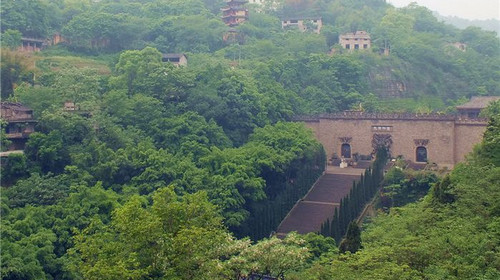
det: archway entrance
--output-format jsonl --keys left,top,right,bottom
{"left": 416, "top": 146, "right": 427, "bottom": 162}
{"left": 341, "top": 143, "right": 351, "bottom": 158}
{"left": 372, "top": 134, "right": 392, "bottom": 158}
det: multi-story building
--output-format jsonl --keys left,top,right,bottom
{"left": 221, "top": 0, "right": 249, "bottom": 27}
{"left": 1, "top": 102, "right": 36, "bottom": 150}
{"left": 339, "top": 31, "right": 371, "bottom": 51}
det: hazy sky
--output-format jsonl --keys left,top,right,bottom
{"left": 387, "top": 0, "right": 500, "bottom": 20}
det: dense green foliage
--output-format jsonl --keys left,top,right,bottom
{"left": 1, "top": 49, "right": 35, "bottom": 100}
{"left": 380, "top": 165, "right": 438, "bottom": 207}
{"left": 2, "top": 0, "right": 500, "bottom": 279}
{"left": 2, "top": 0, "right": 499, "bottom": 111}
{"left": 1, "top": 48, "right": 326, "bottom": 277}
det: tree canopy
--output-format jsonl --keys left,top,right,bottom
{"left": 1, "top": 0, "right": 500, "bottom": 279}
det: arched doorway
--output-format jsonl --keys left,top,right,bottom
{"left": 341, "top": 143, "right": 351, "bottom": 158}
{"left": 372, "top": 134, "right": 392, "bottom": 158}
{"left": 416, "top": 146, "right": 427, "bottom": 162}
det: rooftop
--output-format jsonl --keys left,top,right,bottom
{"left": 1, "top": 102, "right": 33, "bottom": 113}
{"left": 0, "top": 102, "right": 36, "bottom": 123}
{"left": 340, "top": 31, "right": 371, "bottom": 38}
{"left": 21, "top": 37, "right": 46, "bottom": 43}
{"left": 456, "top": 96, "right": 500, "bottom": 110}
{"left": 162, "top": 53, "right": 186, "bottom": 59}
{"left": 225, "top": 0, "right": 248, "bottom": 3}
{"left": 282, "top": 17, "right": 322, "bottom": 21}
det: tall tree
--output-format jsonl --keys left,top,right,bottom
{"left": 71, "top": 186, "right": 236, "bottom": 279}
{"left": 1, "top": 49, "right": 34, "bottom": 100}
{"left": 339, "top": 221, "right": 362, "bottom": 253}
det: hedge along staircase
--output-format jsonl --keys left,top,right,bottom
{"left": 275, "top": 164, "right": 368, "bottom": 237}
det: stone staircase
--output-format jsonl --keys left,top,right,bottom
{"left": 276, "top": 166, "right": 365, "bottom": 236}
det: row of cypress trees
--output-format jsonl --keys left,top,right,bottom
{"left": 239, "top": 146, "right": 326, "bottom": 240}
{"left": 320, "top": 149, "right": 388, "bottom": 243}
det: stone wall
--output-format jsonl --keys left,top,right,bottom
{"left": 454, "top": 120, "right": 487, "bottom": 163}
{"left": 299, "top": 113, "right": 488, "bottom": 168}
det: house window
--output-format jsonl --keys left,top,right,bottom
{"left": 341, "top": 143, "right": 351, "bottom": 158}
{"left": 346, "top": 44, "right": 350, "bottom": 49}
{"left": 291, "top": 20, "right": 298, "bottom": 23}
{"left": 416, "top": 146, "right": 427, "bottom": 162}
{"left": 363, "top": 44, "right": 368, "bottom": 49}
{"left": 354, "top": 44, "right": 359, "bottom": 49}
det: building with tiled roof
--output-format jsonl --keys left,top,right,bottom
{"left": 161, "top": 53, "right": 187, "bottom": 67}
{"left": 1, "top": 102, "right": 37, "bottom": 150}
{"left": 456, "top": 96, "right": 500, "bottom": 118}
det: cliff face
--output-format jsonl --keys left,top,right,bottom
{"left": 363, "top": 56, "right": 473, "bottom": 101}
{"left": 367, "top": 67, "right": 408, "bottom": 98}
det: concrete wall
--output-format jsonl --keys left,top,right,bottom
{"left": 339, "top": 31, "right": 371, "bottom": 50}
{"left": 282, "top": 19, "right": 322, "bottom": 34}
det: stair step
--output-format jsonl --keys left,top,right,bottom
{"left": 276, "top": 171, "right": 362, "bottom": 236}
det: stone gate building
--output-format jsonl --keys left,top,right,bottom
{"left": 296, "top": 111, "right": 489, "bottom": 169}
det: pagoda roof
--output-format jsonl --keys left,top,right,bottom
{"left": 221, "top": 7, "right": 247, "bottom": 12}
{"left": 222, "top": 14, "right": 248, "bottom": 19}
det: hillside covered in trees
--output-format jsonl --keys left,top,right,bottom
{"left": 1, "top": 0, "right": 500, "bottom": 279}
{"left": 2, "top": 0, "right": 499, "bottom": 111}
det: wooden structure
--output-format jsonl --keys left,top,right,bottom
{"left": 221, "top": 0, "right": 249, "bottom": 27}
{"left": 18, "top": 37, "right": 46, "bottom": 52}
{"left": 1, "top": 102, "right": 36, "bottom": 150}
{"left": 16, "top": 33, "right": 66, "bottom": 52}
